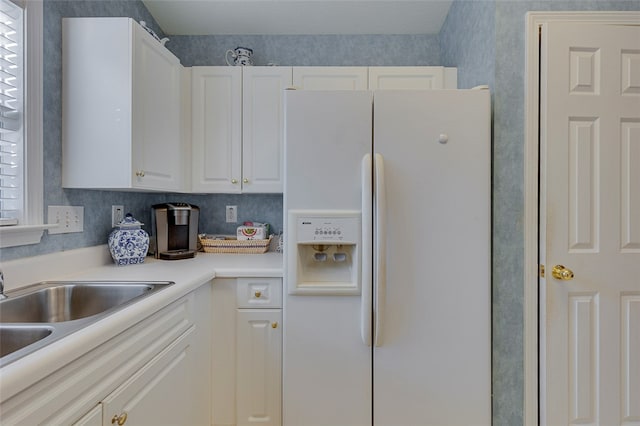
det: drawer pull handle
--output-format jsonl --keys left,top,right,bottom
{"left": 254, "top": 291, "right": 262, "bottom": 298}
{"left": 111, "top": 412, "right": 128, "bottom": 425}
{"left": 272, "top": 322, "right": 278, "bottom": 329}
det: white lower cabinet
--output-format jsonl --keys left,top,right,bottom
{"left": 0, "top": 284, "right": 212, "bottom": 426}
{"left": 236, "top": 309, "right": 282, "bottom": 426}
{"left": 70, "top": 329, "right": 194, "bottom": 426}
{"left": 212, "top": 278, "right": 283, "bottom": 426}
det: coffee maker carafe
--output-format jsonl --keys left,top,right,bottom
{"left": 151, "top": 203, "right": 199, "bottom": 260}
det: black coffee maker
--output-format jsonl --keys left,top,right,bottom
{"left": 150, "top": 203, "right": 200, "bottom": 260}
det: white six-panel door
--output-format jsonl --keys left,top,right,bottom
{"left": 541, "top": 22, "right": 640, "bottom": 425}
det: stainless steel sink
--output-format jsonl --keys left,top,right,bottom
{"left": 0, "top": 325, "right": 53, "bottom": 358}
{"left": 0, "top": 281, "right": 174, "bottom": 366}
{"left": 0, "top": 282, "right": 163, "bottom": 323}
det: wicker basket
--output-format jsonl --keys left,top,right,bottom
{"left": 199, "top": 235, "right": 272, "bottom": 254}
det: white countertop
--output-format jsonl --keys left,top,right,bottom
{"left": 0, "top": 246, "right": 283, "bottom": 401}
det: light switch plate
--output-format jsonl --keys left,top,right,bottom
{"left": 48, "top": 206, "right": 84, "bottom": 234}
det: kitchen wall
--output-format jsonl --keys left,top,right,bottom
{"left": 3, "top": 1, "right": 639, "bottom": 425}
{"left": 168, "top": 34, "right": 440, "bottom": 66}
{"left": 440, "top": 0, "right": 495, "bottom": 90}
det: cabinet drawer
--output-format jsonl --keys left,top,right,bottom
{"left": 236, "top": 278, "right": 282, "bottom": 308}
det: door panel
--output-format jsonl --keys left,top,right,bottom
{"left": 292, "top": 67, "right": 367, "bottom": 90}
{"left": 283, "top": 90, "right": 372, "bottom": 426}
{"left": 242, "top": 67, "right": 291, "bottom": 193}
{"left": 542, "top": 22, "right": 640, "bottom": 425}
{"left": 236, "top": 309, "right": 282, "bottom": 426}
{"left": 191, "top": 67, "right": 242, "bottom": 193}
{"left": 621, "top": 119, "right": 640, "bottom": 251}
{"left": 372, "top": 90, "right": 491, "bottom": 426}
{"left": 132, "top": 25, "right": 182, "bottom": 190}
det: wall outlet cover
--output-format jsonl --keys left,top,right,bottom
{"left": 112, "top": 205, "right": 125, "bottom": 227}
{"left": 226, "top": 205, "right": 238, "bottom": 223}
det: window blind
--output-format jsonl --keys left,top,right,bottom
{"left": 0, "top": 0, "right": 22, "bottom": 226}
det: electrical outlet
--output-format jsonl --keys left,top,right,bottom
{"left": 112, "top": 205, "right": 125, "bottom": 227}
{"left": 48, "top": 205, "right": 84, "bottom": 234}
{"left": 226, "top": 205, "right": 237, "bottom": 223}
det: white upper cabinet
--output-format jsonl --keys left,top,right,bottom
{"left": 368, "top": 66, "right": 458, "bottom": 89}
{"left": 191, "top": 66, "right": 290, "bottom": 193}
{"left": 62, "top": 18, "right": 183, "bottom": 191}
{"left": 191, "top": 66, "right": 243, "bottom": 193}
{"left": 242, "top": 67, "right": 292, "bottom": 193}
{"left": 292, "top": 67, "right": 368, "bottom": 90}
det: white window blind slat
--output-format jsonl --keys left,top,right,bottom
{"left": 0, "top": 0, "right": 22, "bottom": 225}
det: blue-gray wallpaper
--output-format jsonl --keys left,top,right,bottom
{"left": 2, "top": 1, "right": 640, "bottom": 425}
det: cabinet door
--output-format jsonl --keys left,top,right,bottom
{"left": 101, "top": 329, "right": 198, "bottom": 426}
{"left": 242, "top": 67, "right": 292, "bottom": 193}
{"left": 236, "top": 309, "right": 282, "bottom": 426}
{"left": 211, "top": 279, "right": 239, "bottom": 426}
{"left": 62, "top": 18, "right": 133, "bottom": 189}
{"left": 292, "top": 67, "right": 368, "bottom": 90}
{"left": 192, "top": 66, "right": 242, "bottom": 193}
{"left": 132, "top": 23, "right": 182, "bottom": 191}
{"left": 368, "top": 66, "right": 457, "bottom": 90}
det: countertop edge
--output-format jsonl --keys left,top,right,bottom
{"left": 0, "top": 249, "right": 283, "bottom": 402}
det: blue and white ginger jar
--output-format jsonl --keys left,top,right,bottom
{"left": 108, "top": 213, "right": 149, "bottom": 266}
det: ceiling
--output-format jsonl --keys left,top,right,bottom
{"left": 141, "top": 0, "right": 453, "bottom": 35}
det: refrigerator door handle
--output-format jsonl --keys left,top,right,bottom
{"left": 374, "top": 153, "right": 387, "bottom": 347}
{"left": 361, "top": 153, "right": 373, "bottom": 347}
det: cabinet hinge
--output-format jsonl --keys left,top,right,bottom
{"left": 539, "top": 264, "right": 545, "bottom": 278}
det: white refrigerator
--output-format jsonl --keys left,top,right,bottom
{"left": 283, "top": 89, "right": 491, "bottom": 426}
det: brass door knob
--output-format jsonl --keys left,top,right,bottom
{"left": 552, "top": 265, "right": 574, "bottom": 281}
{"left": 135, "top": 170, "right": 145, "bottom": 177}
{"left": 271, "top": 322, "right": 278, "bottom": 329}
{"left": 243, "top": 178, "right": 249, "bottom": 184}
{"left": 254, "top": 291, "right": 262, "bottom": 298}
{"left": 231, "top": 178, "right": 238, "bottom": 184}
{"left": 111, "top": 412, "right": 128, "bottom": 425}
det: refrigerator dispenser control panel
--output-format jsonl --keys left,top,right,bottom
{"left": 296, "top": 215, "right": 359, "bottom": 244}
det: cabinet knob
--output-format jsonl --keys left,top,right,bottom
{"left": 254, "top": 291, "right": 262, "bottom": 298}
{"left": 231, "top": 178, "right": 238, "bottom": 184}
{"left": 111, "top": 412, "right": 128, "bottom": 425}
{"left": 243, "top": 178, "right": 249, "bottom": 184}
{"left": 135, "top": 170, "right": 145, "bottom": 177}
{"left": 271, "top": 322, "right": 278, "bottom": 329}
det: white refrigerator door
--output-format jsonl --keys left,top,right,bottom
{"left": 372, "top": 90, "right": 491, "bottom": 426}
{"left": 283, "top": 90, "right": 373, "bottom": 426}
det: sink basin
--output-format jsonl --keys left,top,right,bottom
{"left": 0, "top": 282, "right": 164, "bottom": 323}
{"left": 0, "top": 325, "right": 53, "bottom": 358}
{"left": 0, "top": 281, "right": 174, "bottom": 366}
